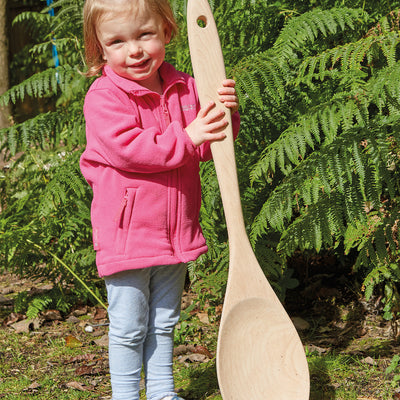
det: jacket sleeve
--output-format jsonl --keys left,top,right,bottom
{"left": 82, "top": 88, "right": 197, "bottom": 174}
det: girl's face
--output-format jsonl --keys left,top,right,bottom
{"left": 97, "top": 9, "right": 171, "bottom": 92}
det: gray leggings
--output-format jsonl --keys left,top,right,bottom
{"left": 104, "top": 263, "right": 187, "bottom": 400}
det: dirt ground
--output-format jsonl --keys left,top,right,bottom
{"left": 1, "top": 260, "right": 400, "bottom": 399}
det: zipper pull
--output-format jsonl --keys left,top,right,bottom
{"left": 161, "top": 98, "right": 171, "bottom": 125}
{"left": 114, "top": 192, "right": 129, "bottom": 224}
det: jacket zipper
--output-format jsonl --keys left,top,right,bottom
{"left": 160, "top": 95, "right": 179, "bottom": 256}
{"left": 160, "top": 96, "right": 171, "bottom": 127}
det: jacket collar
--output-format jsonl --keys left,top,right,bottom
{"left": 103, "top": 62, "right": 186, "bottom": 95}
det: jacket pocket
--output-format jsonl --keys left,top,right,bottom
{"left": 115, "top": 188, "right": 137, "bottom": 255}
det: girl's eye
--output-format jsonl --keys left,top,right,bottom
{"left": 106, "top": 39, "right": 123, "bottom": 46}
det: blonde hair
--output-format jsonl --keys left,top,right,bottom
{"left": 83, "top": 0, "right": 178, "bottom": 77}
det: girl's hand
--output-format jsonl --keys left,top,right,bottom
{"left": 185, "top": 101, "right": 228, "bottom": 147}
{"left": 218, "top": 79, "right": 239, "bottom": 114}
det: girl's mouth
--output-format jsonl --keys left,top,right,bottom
{"left": 130, "top": 59, "right": 151, "bottom": 69}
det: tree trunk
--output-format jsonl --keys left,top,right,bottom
{"left": 0, "top": 0, "right": 10, "bottom": 130}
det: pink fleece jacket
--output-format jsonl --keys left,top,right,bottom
{"left": 80, "top": 62, "right": 240, "bottom": 277}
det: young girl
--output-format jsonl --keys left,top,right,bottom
{"left": 80, "top": 0, "right": 240, "bottom": 399}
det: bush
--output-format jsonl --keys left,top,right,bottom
{"left": 1, "top": 0, "right": 400, "bottom": 321}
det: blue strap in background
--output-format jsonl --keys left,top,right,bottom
{"left": 47, "top": 0, "right": 60, "bottom": 68}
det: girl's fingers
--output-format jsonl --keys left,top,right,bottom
{"left": 203, "top": 106, "right": 225, "bottom": 123}
{"left": 208, "top": 117, "right": 229, "bottom": 133}
{"left": 206, "top": 130, "right": 226, "bottom": 142}
{"left": 218, "top": 87, "right": 236, "bottom": 97}
{"left": 198, "top": 101, "right": 217, "bottom": 117}
{"left": 222, "top": 102, "right": 236, "bottom": 110}
{"left": 221, "top": 78, "right": 236, "bottom": 88}
{"left": 219, "top": 94, "right": 238, "bottom": 103}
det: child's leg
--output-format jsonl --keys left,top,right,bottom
{"left": 105, "top": 269, "right": 152, "bottom": 400}
{"left": 144, "top": 263, "right": 187, "bottom": 400}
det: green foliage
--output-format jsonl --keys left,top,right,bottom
{"left": 244, "top": 6, "right": 400, "bottom": 317}
{"left": 2, "top": 0, "right": 400, "bottom": 322}
{"left": 0, "top": 1, "right": 102, "bottom": 315}
{"left": 14, "top": 289, "right": 66, "bottom": 319}
{"left": 385, "top": 354, "right": 400, "bottom": 387}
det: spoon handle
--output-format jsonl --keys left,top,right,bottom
{"left": 187, "top": 0, "right": 246, "bottom": 247}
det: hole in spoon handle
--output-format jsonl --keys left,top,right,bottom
{"left": 197, "top": 15, "right": 207, "bottom": 28}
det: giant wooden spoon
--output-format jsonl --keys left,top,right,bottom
{"left": 187, "top": 1, "right": 310, "bottom": 398}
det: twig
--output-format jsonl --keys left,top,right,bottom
{"left": 26, "top": 239, "right": 107, "bottom": 310}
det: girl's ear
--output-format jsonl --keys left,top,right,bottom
{"left": 96, "top": 41, "right": 107, "bottom": 61}
{"left": 164, "top": 25, "right": 172, "bottom": 44}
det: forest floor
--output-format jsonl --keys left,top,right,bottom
{"left": 0, "top": 259, "right": 400, "bottom": 400}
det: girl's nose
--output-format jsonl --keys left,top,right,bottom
{"left": 128, "top": 41, "right": 142, "bottom": 57}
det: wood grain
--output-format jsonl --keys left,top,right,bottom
{"left": 187, "top": 0, "right": 310, "bottom": 398}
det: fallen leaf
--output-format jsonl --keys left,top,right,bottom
{"left": 75, "top": 365, "right": 98, "bottom": 376}
{"left": 42, "top": 309, "right": 62, "bottom": 321}
{"left": 11, "top": 318, "right": 41, "bottom": 333}
{"left": 181, "top": 294, "right": 193, "bottom": 310}
{"left": 305, "top": 344, "right": 329, "bottom": 355}
{"left": 361, "top": 356, "right": 376, "bottom": 366}
{"left": 66, "top": 354, "right": 96, "bottom": 364}
{"left": 178, "top": 353, "right": 208, "bottom": 363}
{"left": 66, "top": 381, "right": 88, "bottom": 391}
{"left": 291, "top": 317, "right": 310, "bottom": 331}
{"left": 193, "top": 345, "right": 213, "bottom": 359}
{"left": 338, "top": 326, "right": 354, "bottom": 336}
{"left": 23, "top": 381, "right": 41, "bottom": 392}
{"left": 93, "top": 307, "right": 108, "bottom": 320}
{"left": 197, "top": 312, "right": 210, "bottom": 324}
{"left": 65, "top": 335, "right": 83, "bottom": 348}
{"left": 65, "top": 315, "right": 80, "bottom": 324}
{"left": 93, "top": 334, "right": 109, "bottom": 347}
{"left": 72, "top": 306, "right": 88, "bottom": 317}
{"left": 173, "top": 344, "right": 196, "bottom": 356}
{"left": 5, "top": 312, "right": 24, "bottom": 326}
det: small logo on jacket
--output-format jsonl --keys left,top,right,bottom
{"left": 182, "top": 104, "right": 196, "bottom": 112}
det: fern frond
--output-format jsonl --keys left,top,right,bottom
{"left": 276, "top": 195, "right": 337, "bottom": 255}
{"left": 12, "top": 11, "right": 50, "bottom": 28}
{"left": 44, "top": 0, "right": 85, "bottom": 32}
{"left": 234, "top": 67, "right": 263, "bottom": 108}
{"left": 274, "top": 7, "right": 365, "bottom": 59}
{"left": 26, "top": 295, "right": 54, "bottom": 319}
{"left": 29, "top": 38, "right": 76, "bottom": 58}
{"left": 0, "top": 65, "right": 75, "bottom": 106}
{"left": 232, "top": 50, "right": 289, "bottom": 108}
{"left": 38, "top": 152, "right": 88, "bottom": 217}
{"left": 369, "top": 63, "right": 400, "bottom": 114}
{"left": 349, "top": 205, "right": 400, "bottom": 274}
{"left": 250, "top": 96, "right": 364, "bottom": 182}
{"left": 296, "top": 32, "right": 400, "bottom": 86}
{"left": 250, "top": 121, "right": 392, "bottom": 243}
{"left": 0, "top": 112, "right": 61, "bottom": 155}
